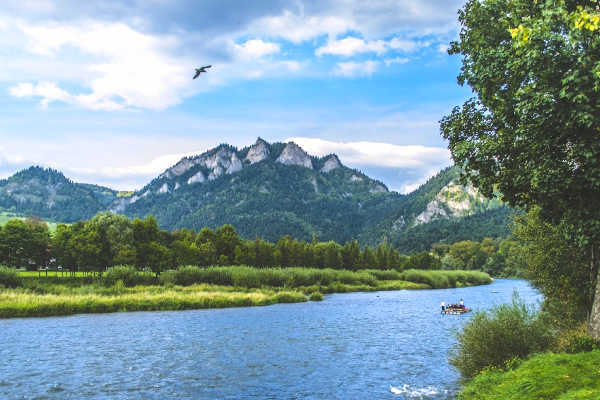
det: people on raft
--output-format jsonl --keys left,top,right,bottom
{"left": 442, "top": 299, "right": 467, "bottom": 312}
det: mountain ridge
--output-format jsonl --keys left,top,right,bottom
{"left": 0, "top": 139, "right": 510, "bottom": 248}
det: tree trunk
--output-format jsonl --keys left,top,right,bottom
{"left": 589, "top": 245, "right": 600, "bottom": 339}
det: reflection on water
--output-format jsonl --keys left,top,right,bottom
{"left": 0, "top": 279, "right": 539, "bottom": 399}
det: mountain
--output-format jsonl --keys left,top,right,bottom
{"left": 113, "top": 138, "right": 403, "bottom": 243}
{"left": 0, "top": 166, "right": 118, "bottom": 222}
{"left": 0, "top": 139, "right": 512, "bottom": 247}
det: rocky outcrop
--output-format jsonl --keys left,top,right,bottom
{"left": 158, "top": 183, "right": 169, "bottom": 194}
{"left": 187, "top": 171, "right": 205, "bottom": 185}
{"left": 276, "top": 142, "right": 313, "bottom": 169}
{"left": 245, "top": 138, "right": 270, "bottom": 164}
{"left": 350, "top": 174, "right": 363, "bottom": 182}
{"left": 320, "top": 155, "right": 342, "bottom": 173}
{"left": 414, "top": 181, "right": 487, "bottom": 225}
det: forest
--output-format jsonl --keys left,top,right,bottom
{"left": 0, "top": 212, "right": 520, "bottom": 277}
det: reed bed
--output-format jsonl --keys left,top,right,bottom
{"left": 399, "top": 269, "right": 492, "bottom": 289}
{"left": 0, "top": 287, "right": 306, "bottom": 318}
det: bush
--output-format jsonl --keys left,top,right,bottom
{"left": 450, "top": 294, "right": 554, "bottom": 378}
{"left": 0, "top": 266, "right": 22, "bottom": 288}
{"left": 309, "top": 291, "right": 324, "bottom": 301}
{"left": 554, "top": 324, "right": 600, "bottom": 354}
{"left": 103, "top": 265, "right": 155, "bottom": 287}
{"left": 158, "top": 269, "right": 177, "bottom": 286}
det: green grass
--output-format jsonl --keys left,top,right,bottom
{"left": 0, "top": 286, "right": 307, "bottom": 318}
{"left": 400, "top": 269, "right": 493, "bottom": 288}
{"left": 458, "top": 350, "right": 600, "bottom": 400}
{"left": 1, "top": 267, "right": 491, "bottom": 318}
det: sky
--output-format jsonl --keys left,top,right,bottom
{"left": 0, "top": 0, "right": 471, "bottom": 193}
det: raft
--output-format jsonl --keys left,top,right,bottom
{"left": 441, "top": 307, "right": 472, "bottom": 315}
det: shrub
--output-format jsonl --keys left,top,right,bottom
{"left": 0, "top": 266, "right": 22, "bottom": 288}
{"left": 450, "top": 294, "right": 553, "bottom": 378}
{"left": 103, "top": 265, "right": 154, "bottom": 287}
{"left": 554, "top": 324, "right": 600, "bottom": 354}
{"left": 158, "top": 269, "right": 177, "bottom": 286}
{"left": 309, "top": 291, "right": 324, "bottom": 301}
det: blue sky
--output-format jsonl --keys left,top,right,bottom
{"left": 0, "top": 0, "right": 469, "bottom": 193}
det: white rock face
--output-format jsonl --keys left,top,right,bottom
{"left": 158, "top": 183, "right": 169, "bottom": 194}
{"left": 245, "top": 139, "right": 270, "bottom": 164}
{"left": 414, "top": 181, "right": 487, "bottom": 225}
{"left": 277, "top": 142, "right": 313, "bottom": 169}
{"left": 320, "top": 155, "right": 342, "bottom": 173}
{"left": 174, "top": 182, "right": 180, "bottom": 190}
{"left": 350, "top": 174, "right": 363, "bottom": 182}
{"left": 160, "top": 158, "right": 199, "bottom": 179}
{"left": 187, "top": 171, "right": 205, "bottom": 184}
{"left": 226, "top": 153, "right": 243, "bottom": 174}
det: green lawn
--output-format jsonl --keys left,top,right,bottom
{"left": 458, "top": 351, "right": 600, "bottom": 400}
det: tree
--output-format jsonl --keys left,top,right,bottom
{"left": 441, "top": 0, "right": 600, "bottom": 337}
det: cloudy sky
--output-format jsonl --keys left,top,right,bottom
{"left": 0, "top": 0, "right": 469, "bottom": 193}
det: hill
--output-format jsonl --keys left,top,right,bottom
{"left": 0, "top": 140, "right": 512, "bottom": 247}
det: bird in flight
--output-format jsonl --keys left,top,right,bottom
{"left": 193, "top": 65, "right": 212, "bottom": 79}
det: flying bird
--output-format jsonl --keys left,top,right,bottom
{"left": 193, "top": 65, "right": 212, "bottom": 79}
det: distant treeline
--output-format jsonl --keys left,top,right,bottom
{"left": 0, "top": 212, "right": 520, "bottom": 275}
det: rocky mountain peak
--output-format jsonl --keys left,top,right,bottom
{"left": 320, "top": 154, "right": 342, "bottom": 173}
{"left": 245, "top": 137, "right": 270, "bottom": 164}
{"left": 276, "top": 142, "right": 313, "bottom": 169}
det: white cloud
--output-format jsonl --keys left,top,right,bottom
{"left": 234, "top": 39, "right": 280, "bottom": 60}
{"left": 249, "top": 11, "right": 353, "bottom": 43}
{"left": 334, "top": 60, "right": 379, "bottom": 77}
{"left": 316, "top": 37, "right": 386, "bottom": 57}
{"left": 8, "top": 20, "right": 192, "bottom": 110}
{"left": 438, "top": 43, "right": 449, "bottom": 53}
{"left": 285, "top": 137, "right": 450, "bottom": 169}
{"left": 285, "top": 137, "right": 452, "bottom": 193}
{"left": 384, "top": 57, "right": 410, "bottom": 67}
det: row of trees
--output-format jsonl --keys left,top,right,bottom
{"left": 0, "top": 213, "right": 417, "bottom": 273}
{"left": 0, "top": 213, "right": 524, "bottom": 276}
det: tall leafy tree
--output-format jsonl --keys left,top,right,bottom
{"left": 441, "top": 0, "right": 600, "bottom": 337}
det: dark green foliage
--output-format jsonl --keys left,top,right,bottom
{"left": 391, "top": 208, "right": 512, "bottom": 253}
{"left": 450, "top": 295, "right": 554, "bottom": 379}
{"left": 0, "top": 166, "right": 117, "bottom": 222}
{"left": 513, "top": 209, "right": 592, "bottom": 326}
{"left": 0, "top": 266, "right": 22, "bottom": 288}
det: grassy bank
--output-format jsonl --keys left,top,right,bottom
{"left": 0, "top": 286, "right": 307, "bottom": 318}
{"left": 0, "top": 266, "right": 491, "bottom": 318}
{"left": 458, "top": 350, "right": 600, "bottom": 399}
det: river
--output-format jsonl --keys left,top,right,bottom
{"left": 0, "top": 279, "right": 539, "bottom": 399}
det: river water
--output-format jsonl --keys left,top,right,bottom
{"left": 0, "top": 279, "right": 539, "bottom": 399}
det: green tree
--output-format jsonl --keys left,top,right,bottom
{"left": 441, "top": 0, "right": 600, "bottom": 337}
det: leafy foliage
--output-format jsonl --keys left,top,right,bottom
{"left": 450, "top": 295, "right": 554, "bottom": 379}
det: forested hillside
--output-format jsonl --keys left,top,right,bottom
{"left": 0, "top": 140, "right": 513, "bottom": 246}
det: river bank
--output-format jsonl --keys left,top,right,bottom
{"left": 0, "top": 267, "right": 492, "bottom": 318}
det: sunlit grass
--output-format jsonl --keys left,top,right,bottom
{"left": 0, "top": 286, "right": 307, "bottom": 318}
